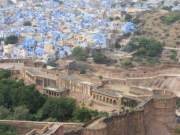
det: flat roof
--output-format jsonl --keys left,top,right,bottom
{"left": 92, "top": 88, "right": 123, "bottom": 98}
{"left": 60, "top": 73, "right": 101, "bottom": 86}
{"left": 26, "top": 68, "right": 57, "bottom": 80}
{"left": 44, "top": 87, "right": 66, "bottom": 92}
{"left": 0, "top": 63, "right": 24, "bottom": 70}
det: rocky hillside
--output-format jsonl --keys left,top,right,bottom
{"left": 136, "top": 10, "right": 180, "bottom": 47}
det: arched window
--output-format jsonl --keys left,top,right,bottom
{"left": 110, "top": 99, "right": 113, "bottom": 104}
{"left": 106, "top": 98, "right": 109, "bottom": 103}
{"left": 113, "top": 100, "right": 117, "bottom": 105}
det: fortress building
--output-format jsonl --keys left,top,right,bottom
{"left": 83, "top": 90, "right": 176, "bottom": 135}
{"left": 0, "top": 60, "right": 178, "bottom": 135}
{"left": 0, "top": 59, "right": 178, "bottom": 114}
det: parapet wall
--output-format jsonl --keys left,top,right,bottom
{"left": 0, "top": 120, "right": 63, "bottom": 135}
{"left": 0, "top": 59, "right": 31, "bottom": 63}
{"left": 83, "top": 128, "right": 107, "bottom": 135}
{"left": 152, "top": 90, "right": 176, "bottom": 128}
{"left": 105, "top": 111, "right": 145, "bottom": 135}
{"left": 0, "top": 59, "right": 46, "bottom": 67}
{"left": 83, "top": 90, "right": 176, "bottom": 135}
{"left": 83, "top": 110, "right": 145, "bottom": 135}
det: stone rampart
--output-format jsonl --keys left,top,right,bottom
{"left": 83, "top": 90, "right": 176, "bottom": 135}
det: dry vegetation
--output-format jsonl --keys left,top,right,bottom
{"left": 136, "top": 10, "right": 180, "bottom": 47}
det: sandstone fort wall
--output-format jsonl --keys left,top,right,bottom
{"left": 83, "top": 90, "right": 176, "bottom": 135}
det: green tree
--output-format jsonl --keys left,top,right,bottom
{"left": 41, "top": 97, "right": 76, "bottom": 121}
{"left": 125, "top": 14, "right": 133, "bottom": 21}
{"left": 0, "top": 70, "right": 10, "bottom": 79}
{"left": 72, "top": 47, "right": 88, "bottom": 61}
{"left": 175, "top": 127, "right": 180, "bottom": 134}
{"left": 73, "top": 108, "right": 107, "bottom": 122}
{"left": 73, "top": 108, "right": 97, "bottom": 122}
{"left": 21, "top": 85, "right": 46, "bottom": 113}
{"left": 176, "top": 98, "right": 180, "bottom": 108}
{"left": 0, "top": 106, "right": 11, "bottom": 119}
{"left": 92, "top": 51, "right": 108, "bottom": 64}
{"left": 0, "top": 79, "right": 46, "bottom": 113}
{"left": 0, "top": 80, "right": 14, "bottom": 108}
{"left": 125, "top": 37, "right": 163, "bottom": 57}
{"left": 0, "top": 125, "right": 17, "bottom": 135}
{"left": 161, "top": 12, "right": 180, "bottom": 25}
{"left": 169, "top": 50, "right": 177, "bottom": 61}
{"left": 13, "top": 106, "right": 30, "bottom": 120}
{"left": 120, "top": 59, "right": 133, "bottom": 68}
{"left": 4, "top": 35, "right": 18, "bottom": 45}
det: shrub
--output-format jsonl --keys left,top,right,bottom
{"left": 0, "top": 124, "right": 17, "bottom": 135}
{"left": 4, "top": 35, "right": 18, "bottom": 45}
{"left": 161, "top": 12, "right": 180, "bottom": 25}
{"left": 124, "top": 37, "right": 163, "bottom": 58}
{"left": 0, "top": 70, "right": 11, "bottom": 79}
{"left": 41, "top": 97, "right": 76, "bottom": 121}
{"left": 69, "top": 62, "right": 88, "bottom": 73}
{"left": 176, "top": 98, "right": 180, "bottom": 108}
{"left": 162, "top": 6, "right": 172, "bottom": 11}
{"left": 80, "top": 68, "right": 86, "bottom": 74}
{"left": 123, "top": 37, "right": 163, "bottom": 65}
{"left": 175, "top": 127, "right": 180, "bottom": 133}
{"left": 120, "top": 59, "right": 133, "bottom": 68}
{"left": 73, "top": 108, "right": 94, "bottom": 122}
{"left": 73, "top": 108, "right": 107, "bottom": 122}
{"left": 92, "top": 51, "right": 109, "bottom": 64}
{"left": 146, "top": 57, "right": 159, "bottom": 65}
{"left": 125, "top": 14, "right": 133, "bottom": 21}
{"left": 13, "top": 106, "right": 30, "bottom": 120}
{"left": 72, "top": 47, "right": 88, "bottom": 61}
{"left": 169, "top": 50, "right": 177, "bottom": 61}
{"left": 0, "top": 106, "right": 11, "bottom": 119}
